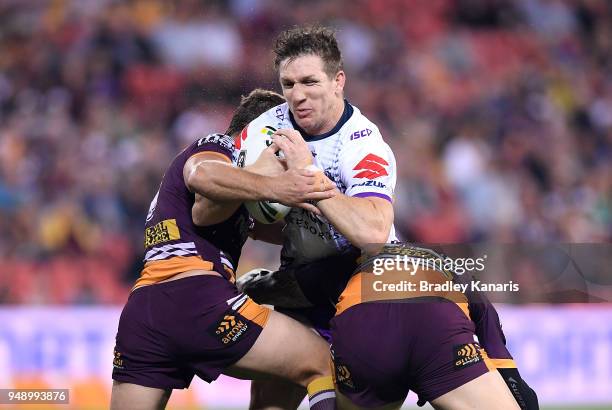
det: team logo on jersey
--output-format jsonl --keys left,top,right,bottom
{"left": 352, "top": 153, "right": 389, "bottom": 179}
{"left": 209, "top": 311, "right": 250, "bottom": 345}
{"left": 260, "top": 125, "right": 277, "bottom": 136}
{"left": 453, "top": 343, "right": 483, "bottom": 370}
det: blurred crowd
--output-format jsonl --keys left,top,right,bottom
{"left": 0, "top": 0, "right": 610, "bottom": 304}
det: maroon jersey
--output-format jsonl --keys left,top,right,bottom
{"left": 135, "top": 133, "right": 251, "bottom": 288}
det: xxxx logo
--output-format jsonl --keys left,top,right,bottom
{"left": 216, "top": 315, "right": 236, "bottom": 334}
{"left": 352, "top": 153, "right": 389, "bottom": 179}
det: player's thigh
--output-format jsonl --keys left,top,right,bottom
{"left": 249, "top": 379, "right": 306, "bottom": 410}
{"left": 224, "top": 309, "right": 331, "bottom": 386}
{"left": 430, "top": 370, "right": 520, "bottom": 410}
{"left": 110, "top": 381, "right": 171, "bottom": 410}
{"left": 336, "top": 391, "right": 402, "bottom": 410}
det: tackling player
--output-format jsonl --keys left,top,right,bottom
{"left": 110, "top": 89, "right": 338, "bottom": 410}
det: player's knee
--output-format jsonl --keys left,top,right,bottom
{"left": 296, "top": 350, "right": 331, "bottom": 387}
{"left": 282, "top": 338, "right": 330, "bottom": 387}
{"left": 110, "top": 382, "right": 171, "bottom": 410}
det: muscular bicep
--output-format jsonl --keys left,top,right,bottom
{"left": 183, "top": 151, "right": 232, "bottom": 193}
{"left": 184, "top": 152, "right": 238, "bottom": 226}
{"left": 364, "top": 195, "right": 394, "bottom": 233}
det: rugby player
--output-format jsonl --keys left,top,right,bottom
{"left": 230, "top": 26, "right": 525, "bottom": 409}
{"left": 110, "top": 89, "right": 339, "bottom": 410}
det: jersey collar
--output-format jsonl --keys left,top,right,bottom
{"left": 288, "top": 100, "right": 354, "bottom": 141}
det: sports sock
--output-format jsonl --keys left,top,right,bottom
{"left": 498, "top": 367, "right": 540, "bottom": 409}
{"left": 307, "top": 375, "right": 336, "bottom": 410}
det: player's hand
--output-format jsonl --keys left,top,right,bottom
{"left": 270, "top": 167, "right": 336, "bottom": 213}
{"left": 271, "top": 129, "right": 313, "bottom": 169}
{"left": 247, "top": 145, "right": 286, "bottom": 176}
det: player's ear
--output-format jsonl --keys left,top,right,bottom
{"left": 334, "top": 70, "right": 345, "bottom": 95}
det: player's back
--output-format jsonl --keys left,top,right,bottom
{"left": 135, "top": 134, "right": 251, "bottom": 289}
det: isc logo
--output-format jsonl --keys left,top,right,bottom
{"left": 350, "top": 129, "right": 372, "bottom": 140}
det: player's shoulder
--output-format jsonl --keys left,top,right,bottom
{"left": 197, "top": 133, "right": 234, "bottom": 149}
{"left": 183, "top": 132, "right": 234, "bottom": 153}
{"left": 178, "top": 132, "right": 236, "bottom": 165}
{"left": 341, "top": 104, "right": 385, "bottom": 144}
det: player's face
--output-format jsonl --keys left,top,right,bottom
{"left": 279, "top": 54, "right": 345, "bottom": 135}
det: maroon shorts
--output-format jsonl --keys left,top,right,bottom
{"left": 112, "top": 275, "right": 270, "bottom": 389}
{"left": 330, "top": 298, "right": 495, "bottom": 407}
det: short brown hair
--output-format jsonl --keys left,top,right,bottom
{"left": 273, "top": 25, "right": 343, "bottom": 78}
{"left": 225, "top": 89, "right": 285, "bottom": 136}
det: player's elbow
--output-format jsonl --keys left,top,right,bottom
{"left": 353, "top": 226, "right": 389, "bottom": 249}
{"left": 185, "top": 164, "right": 214, "bottom": 196}
{"left": 351, "top": 199, "right": 393, "bottom": 248}
{"left": 184, "top": 169, "right": 200, "bottom": 194}
{"left": 372, "top": 227, "right": 391, "bottom": 244}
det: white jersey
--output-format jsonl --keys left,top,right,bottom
{"left": 245, "top": 101, "right": 398, "bottom": 265}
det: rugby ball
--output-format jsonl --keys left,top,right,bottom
{"left": 236, "top": 125, "right": 291, "bottom": 224}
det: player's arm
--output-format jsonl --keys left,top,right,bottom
{"left": 272, "top": 128, "right": 395, "bottom": 249}
{"left": 316, "top": 194, "right": 393, "bottom": 248}
{"left": 185, "top": 152, "right": 266, "bottom": 200}
{"left": 184, "top": 150, "right": 335, "bottom": 225}
{"left": 191, "top": 192, "right": 235, "bottom": 226}
{"left": 188, "top": 148, "right": 290, "bottom": 227}
{"left": 184, "top": 152, "right": 244, "bottom": 226}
